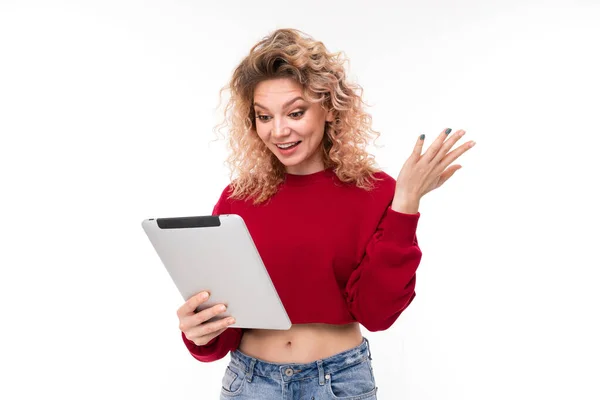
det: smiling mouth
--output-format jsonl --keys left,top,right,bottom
{"left": 275, "top": 141, "right": 301, "bottom": 149}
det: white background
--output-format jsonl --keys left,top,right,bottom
{"left": 1, "top": 0, "right": 599, "bottom": 399}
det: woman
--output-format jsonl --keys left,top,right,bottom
{"left": 177, "top": 28, "right": 475, "bottom": 399}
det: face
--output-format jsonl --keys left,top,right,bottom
{"left": 253, "top": 77, "right": 334, "bottom": 175}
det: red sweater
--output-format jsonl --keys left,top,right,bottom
{"left": 182, "top": 168, "right": 422, "bottom": 362}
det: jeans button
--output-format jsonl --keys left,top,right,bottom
{"left": 285, "top": 368, "right": 293, "bottom": 376}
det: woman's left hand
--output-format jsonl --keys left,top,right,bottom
{"left": 391, "top": 127, "right": 476, "bottom": 213}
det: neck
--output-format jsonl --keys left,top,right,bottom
{"left": 285, "top": 153, "right": 325, "bottom": 175}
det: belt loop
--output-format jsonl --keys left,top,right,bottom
{"left": 245, "top": 358, "right": 256, "bottom": 382}
{"left": 364, "top": 337, "right": 372, "bottom": 360}
{"left": 317, "top": 360, "right": 325, "bottom": 386}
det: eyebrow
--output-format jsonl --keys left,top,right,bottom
{"left": 253, "top": 96, "right": 305, "bottom": 111}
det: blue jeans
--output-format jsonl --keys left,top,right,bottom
{"left": 220, "top": 337, "right": 377, "bottom": 399}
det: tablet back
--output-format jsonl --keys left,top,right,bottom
{"left": 142, "top": 214, "right": 291, "bottom": 330}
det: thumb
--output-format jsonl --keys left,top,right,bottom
{"left": 438, "top": 165, "right": 462, "bottom": 187}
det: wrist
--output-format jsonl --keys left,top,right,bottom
{"left": 391, "top": 196, "right": 420, "bottom": 214}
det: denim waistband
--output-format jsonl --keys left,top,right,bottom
{"left": 229, "top": 337, "right": 372, "bottom": 383}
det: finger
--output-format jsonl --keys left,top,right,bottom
{"left": 177, "top": 291, "right": 210, "bottom": 319}
{"left": 431, "top": 130, "right": 466, "bottom": 165}
{"left": 437, "top": 165, "right": 461, "bottom": 187}
{"left": 411, "top": 133, "right": 426, "bottom": 160}
{"left": 179, "top": 303, "right": 228, "bottom": 332}
{"left": 187, "top": 316, "right": 236, "bottom": 341}
{"left": 190, "top": 327, "right": 228, "bottom": 346}
{"left": 422, "top": 128, "right": 453, "bottom": 162}
{"left": 437, "top": 140, "right": 475, "bottom": 171}
{"left": 194, "top": 304, "right": 229, "bottom": 326}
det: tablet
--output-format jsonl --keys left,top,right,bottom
{"left": 142, "top": 214, "right": 291, "bottom": 330}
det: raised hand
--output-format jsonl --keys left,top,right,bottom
{"left": 392, "top": 128, "right": 476, "bottom": 213}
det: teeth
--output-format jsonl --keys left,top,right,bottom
{"left": 276, "top": 142, "right": 299, "bottom": 149}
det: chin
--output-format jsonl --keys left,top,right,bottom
{"left": 277, "top": 155, "right": 305, "bottom": 167}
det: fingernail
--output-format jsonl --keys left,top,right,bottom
{"left": 445, "top": 128, "right": 452, "bottom": 134}
{"left": 200, "top": 292, "right": 208, "bottom": 299}
{"left": 419, "top": 134, "right": 425, "bottom": 140}
{"left": 228, "top": 318, "right": 235, "bottom": 324}
{"left": 220, "top": 305, "right": 226, "bottom": 312}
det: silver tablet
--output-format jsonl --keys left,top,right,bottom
{"left": 142, "top": 214, "right": 291, "bottom": 330}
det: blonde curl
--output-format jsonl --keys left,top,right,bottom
{"left": 213, "top": 28, "right": 383, "bottom": 204}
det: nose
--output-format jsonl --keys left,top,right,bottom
{"left": 272, "top": 118, "right": 291, "bottom": 139}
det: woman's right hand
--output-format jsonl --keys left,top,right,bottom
{"left": 177, "top": 291, "right": 236, "bottom": 346}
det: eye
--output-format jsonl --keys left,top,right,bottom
{"left": 256, "top": 115, "right": 270, "bottom": 122}
{"left": 255, "top": 110, "right": 305, "bottom": 123}
{"left": 289, "top": 111, "right": 305, "bottom": 118}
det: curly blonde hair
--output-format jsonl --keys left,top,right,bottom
{"left": 213, "top": 28, "right": 382, "bottom": 204}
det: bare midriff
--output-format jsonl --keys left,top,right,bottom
{"left": 238, "top": 323, "right": 363, "bottom": 363}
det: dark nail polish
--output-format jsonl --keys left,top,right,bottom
{"left": 419, "top": 134, "right": 425, "bottom": 140}
{"left": 445, "top": 128, "right": 452, "bottom": 134}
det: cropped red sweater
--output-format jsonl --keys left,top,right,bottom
{"left": 182, "top": 168, "right": 422, "bottom": 362}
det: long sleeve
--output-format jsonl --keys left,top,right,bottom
{"left": 180, "top": 184, "right": 243, "bottom": 362}
{"left": 181, "top": 328, "right": 243, "bottom": 362}
{"left": 344, "top": 206, "right": 422, "bottom": 332}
